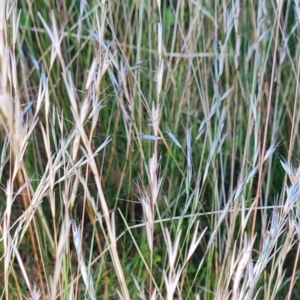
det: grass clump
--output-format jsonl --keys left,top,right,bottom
{"left": 1, "top": 0, "right": 300, "bottom": 299}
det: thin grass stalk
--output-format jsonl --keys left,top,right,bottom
{"left": 251, "top": 0, "right": 283, "bottom": 239}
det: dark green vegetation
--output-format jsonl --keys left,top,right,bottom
{"left": 1, "top": 0, "right": 300, "bottom": 299}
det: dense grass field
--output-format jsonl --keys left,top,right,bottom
{"left": 1, "top": 0, "right": 300, "bottom": 299}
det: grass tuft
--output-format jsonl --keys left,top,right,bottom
{"left": 1, "top": 0, "right": 300, "bottom": 299}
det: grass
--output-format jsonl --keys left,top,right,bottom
{"left": 1, "top": 0, "right": 300, "bottom": 299}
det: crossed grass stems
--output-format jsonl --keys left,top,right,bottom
{"left": 1, "top": 0, "right": 300, "bottom": 299}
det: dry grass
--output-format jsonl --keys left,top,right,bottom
{"left": 1, "top": 0, "right": 300, "bottom": 299}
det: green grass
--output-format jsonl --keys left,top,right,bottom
{"left": 1, "top": 0, "right": 300, "bottom": 299}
